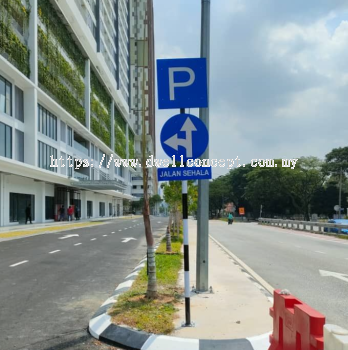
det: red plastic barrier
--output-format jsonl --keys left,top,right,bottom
{"left": 269, "top": 290, "right": 325, "bottom": 350}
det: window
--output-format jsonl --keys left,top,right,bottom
{"left": 99, "top": 202, "right": 105, "bottom": 217}
{"left": 45, "top": 196, "right": 55, "bottom": 220}
{"left": 0, "top": 75, "right": 12, "bottom": 115}
{"left": 109, "top": 203, "right": 112, "bottom": 216}
{"left": 132, "top": 185, "right": 137, "bottom": 189}
{"left": 38, "top": 105, "right": 57, "bottom": 140}
{"left": 67, "top": 154, "right": 73, "bottom": 177}
{"left": 60, "top": 152, "right": 66, "bottom": 175}
{"left": 67, "top": 126, "right": 73, "bottom": 146}
{"left": 0, "top": 122, "right": 12, "bottom": 158}
{"left": 10, "top": 193, "right": 35, "bottom": 223}
{"left": 38, "top": 141, "right": 57, "bottom": 172}
{"left": 87, "top": 201, "right": 93, "bottom": 218}
{"left": 15, "top": 129, "right": 24, "bottom": 162}
{"left": 99, "top": 150, "right": 107, "bottom": 168}
{"left": 61, "top": 121, "right": 66, "bottom": 142}
{"left": 15, "top": 87, "right": 24, "bottom": 122}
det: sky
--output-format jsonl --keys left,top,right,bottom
{"left": 153, "top": 0, "right": 348, "bottom": 178}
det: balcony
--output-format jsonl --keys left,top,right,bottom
{"left": 74, "top": 141, "right": 89, "bottom": 156}
{"left": 74, "top": 172, "right": 89, "bottom": 180}
{"left": 74, "top": 132, "right": 89, "bottom": 156}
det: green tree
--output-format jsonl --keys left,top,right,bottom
{"left": 149, "top": 194, "right": 162, "bottom": 214}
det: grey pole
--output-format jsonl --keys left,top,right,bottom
{"left": 196, "top": 0, "right": 210, "bottom": 292}
{"left": 339, "top": 167, "right": 342, "bottom": 219}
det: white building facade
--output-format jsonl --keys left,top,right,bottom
{"left": 0, "top": 0, "right": 139, "bottom": 227}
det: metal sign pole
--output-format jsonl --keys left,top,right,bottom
{"left": 179, "top": 107, "right": 192, "bottom": 326}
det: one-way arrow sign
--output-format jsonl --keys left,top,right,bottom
{"left": 319, "top": 270, "right": 348, "bottom": 283}
{"left": 122, "top": 238, "right": 137, "bottom": 243}
{"left": 164, "top": 117, "right": 197, "bottom": 158}
{"left": 59, "top": 234, "right": 79, "bottom": 240}
{"left": 160, "top": 113, "right": 208, "bottom": 162}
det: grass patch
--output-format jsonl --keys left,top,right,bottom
{"left": 109, "top": 233, "right": 183, "bottom": 334}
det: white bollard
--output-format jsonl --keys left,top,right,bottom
{"left": 325, "top": 325, "right": 348, "bottom": 350}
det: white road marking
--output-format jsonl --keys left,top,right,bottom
{"left": 111, "top": 232, "right": 115, "bottom": 234}
{"left": 320, "top": 270, "right": 348, "bottom": 283}
{"left": 91, "top": 238, "right": 97, "bottom": 241}
{"left": 10, "top": 260, "right": 28, "bottom": 267}
{"left": 122, "top": 237, "right": 137, "bottom": 243}
{"left": 49, "top": 250, "right": 60, "bottom": 254}
{"left": 128, "top": 227, "right": 132, "bottom": 229}
{"left": 74, "top": 243, "right": 82, "bottom": 246}
{"left": 315, "top": 251, "right": 326, "bottom": 254}
{"left": 157, "top": 221, "right": 162, "bottom": 223}
{"left": 103, "top": 235, "right": 108, "bottom": 237}
{"left": 124, "top": 228, "right": 127, "bottom": 230}
{"left": 59, "top": 234, "right": 79, "bottom": 240}
{"left": 118, "top": 230, "right": 122, "bottom": 232}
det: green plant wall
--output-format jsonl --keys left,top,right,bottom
{"left": 0, "top": 0, "right": 30, "bottom": 77}
{"left": 115, "top": 107, "right": 127, "bottom": 159}
{"left": 90, "top": 69, "right": 112, "bottom": 146}
{"left": 129, "top": 130, "right": 135, "bottom": 159}
{"left": 38, "top": 0, "right": 85, "bottom": 124}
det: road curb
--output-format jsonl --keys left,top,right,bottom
{"left": 89, "top": 235, "right": 271, "bottom": 350}
{"left": 210, "top": 235, "right": 275, "bottom": 296}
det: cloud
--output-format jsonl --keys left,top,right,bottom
{"left": 153, "top": 0, "right": 348, "bottom": 177}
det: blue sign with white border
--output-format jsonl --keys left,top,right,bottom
{"left": 157, "top": 58, "right": 208, "bottom": 109}
{"left": 157, "top": 167, "right": 212, "bottom": 182}
{"left": 160, "top": 113, "right": 209, "bottom": 162}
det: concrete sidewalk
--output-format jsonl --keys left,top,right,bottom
{"left": 173, "top": 220, "right": 273, "bottom": 340}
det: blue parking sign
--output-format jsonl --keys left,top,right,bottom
{"left": 157, "top": 58, "right": 208, "bottom": 110}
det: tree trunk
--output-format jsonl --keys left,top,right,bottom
{"left": 142, "top": 167, "right": 157, "bottom": 298}
{"left": 166, "top": 225, "right": 172, "bottom": 253}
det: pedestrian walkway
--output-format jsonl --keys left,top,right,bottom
{"left": 0, "top": 215, "right": 141, "bottom": 242}
{"left": 173, "top": 220, "right": 273, "bottom": 340}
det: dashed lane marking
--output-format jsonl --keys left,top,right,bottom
{"left": 103, "top": 235, "right": 108, "bottom": 237}
{"left": 91, "top": 238, "right": 97, "bottom": 241}
{"left": 49, "top": 250, "right": 60, "bottom": 254}
{"left": 10, "top": 260, "right": 28, "bottom": 267}
{"left": 315, "top": 251, "right": 326, "bottom": 254}
{"left": 74, "top": 243, "right": 82, "bottom": 246}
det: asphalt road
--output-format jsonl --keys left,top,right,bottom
{"left": 0, "top": 217, "right": 167, "bottom": 350}
{"left": 210, "top": 221, "right": 348, "bottom": 328}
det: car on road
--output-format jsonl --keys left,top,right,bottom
{"left": 324, "top": 219, "right": 348, "bottom": 234}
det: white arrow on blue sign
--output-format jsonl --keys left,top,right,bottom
{"left": 161, "top": 113, "right": 209, "bottom": 162}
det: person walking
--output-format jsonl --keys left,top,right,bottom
{"left": 75, "top": 206, "right": 80, "bottom": 220}
{"left": 59, "top": 205, "right": 65, "bottom": 221}
{"left": 228, "top": 212, "right": 234, "bottom": 225}
{"left": 67, "top": 206, "right": 73, "bottom": 221}
{"left": 25, "top": 204, "right": 32, "bottom": 224}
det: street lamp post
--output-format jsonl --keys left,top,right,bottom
{"left": 196, "top": 0, "right": 211, "bottom": 292}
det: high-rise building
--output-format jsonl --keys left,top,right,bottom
{"left": 0, "top": 0, "right": 140, "bottom": 226}
{"left": 130, "top": 0, "right": 158, "bottom": 200}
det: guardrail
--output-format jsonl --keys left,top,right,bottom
{"left": 258, "top": 218, "right": 348, "bottom": 235}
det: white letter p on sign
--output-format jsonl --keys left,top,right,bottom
{"left": 169, "top": 67, "right": 195, "bottom": 101}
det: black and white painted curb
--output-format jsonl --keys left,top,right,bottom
{"left": 89, "top": 238, "right": 272, "bottom": 350}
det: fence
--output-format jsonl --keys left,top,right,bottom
{"left": 258, "top": 218, "right": 348, "bottom": 235}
